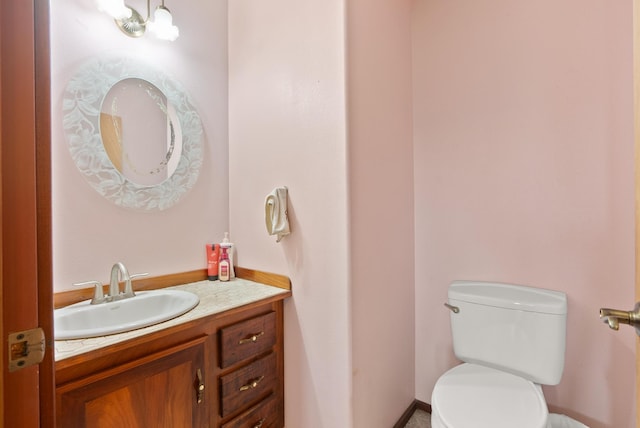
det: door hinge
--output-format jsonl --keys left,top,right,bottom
{"left": 8, "top": 328, "right": 45, "bottom": 372}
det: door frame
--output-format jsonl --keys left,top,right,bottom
{"left": 35, "top": 0, "right": 55, "bottom": 425}
{"left": 634, "top": 1, "right": 640, "bottom": 427}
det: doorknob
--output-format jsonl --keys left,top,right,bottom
{"left": 599, "top": 302, "right": 640, "bottom": 335}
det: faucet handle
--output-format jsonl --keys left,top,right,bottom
{"left": 73, "top": 280, "right": 105, "bottom": 305}
{"left": 122, "top": 272, "right": 149, "bottom": 298}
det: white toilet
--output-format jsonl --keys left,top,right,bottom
{"left": 431, "top": 280, "right": 568, "bottom": 428}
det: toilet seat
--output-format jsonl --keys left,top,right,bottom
{"left": 431, "top": 363, "right": 548, "bottom": 428}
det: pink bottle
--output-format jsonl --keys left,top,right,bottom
{"left": 218, "top": 245, "right": 231, "bottom": 282}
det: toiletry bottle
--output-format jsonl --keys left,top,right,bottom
{"left": 222, "top": 232, "right": 235, "bottom": 278}
{"left": 219, "top": 245, "right": 231, "bottom": 282}
{"left": 206, "top": 243, "right": 220, "bottom": 281}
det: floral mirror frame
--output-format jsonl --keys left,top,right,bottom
{"left": 62, "top": 56, "right": 204, "bottom": 211}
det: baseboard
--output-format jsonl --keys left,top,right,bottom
{"left": 393, "top": 399, "right": 431, "bottom": 428}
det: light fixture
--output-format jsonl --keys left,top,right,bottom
{"left": 98, "top": 0, "right": 179, "bottom": 41}
{"left": 147, "top": 5, "right": 179, "bottom": 41}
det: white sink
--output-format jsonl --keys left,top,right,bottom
{"left": 54, "top": 289, "right": 199, "bottom": 340}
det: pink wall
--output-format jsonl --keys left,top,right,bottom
{"left": 52, "top": 1, "right": 636, "bottom": 426}
{"left": 51, "top": 0, "right": 229, "bottom": 290}
{"left": 412, "top": 1, "right": 636, "bottom": 426}
{"left": 228, "top": 1, "right": 352, "bottom": 426}
{"left": 347, "top": 0, "right": 416, "bottom": 426}
{"left": 229, "top": 1, "right": 417, "bottom": 426}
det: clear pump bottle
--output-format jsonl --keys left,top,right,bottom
{"left": 221, "top": 232, "right": 235, "bottom": 278}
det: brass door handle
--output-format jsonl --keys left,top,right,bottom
{"left": 196, "top": 368, "right": 205, "bottom": 404}
{"left": 600, "top": 302, "right": 640, "bottom": 335}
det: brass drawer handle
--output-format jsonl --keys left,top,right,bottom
{"left": 239, "top": 331, "right": 265, "bottom": 345}
{"left": 239, "top": 375, "right": 265, "bottom": 392}
{"left": 253, "top": 418, "right": 266, "bottom": 428}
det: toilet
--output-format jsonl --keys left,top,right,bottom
{"left": 431, "top": 281, "right": 568, "bottom": 428}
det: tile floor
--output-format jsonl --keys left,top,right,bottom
{"left": 404, "top": 409, "right": 431, "bottom": 428}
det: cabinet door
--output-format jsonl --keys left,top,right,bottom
{"left": 56, "top": 337, "right": 208, "bottom": 428}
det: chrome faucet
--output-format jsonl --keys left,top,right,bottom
{"left": 110, "top": 262, "right": 131, "bottom": 300}
{"left": 73, "top": 263, "right": 149, "bottom": 305}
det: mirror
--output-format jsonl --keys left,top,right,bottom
{"left": 100, "top": 78, "right": 182, "bottom": 186}
{"left": 62, "top": 56, "right": 203, "bottom": 211}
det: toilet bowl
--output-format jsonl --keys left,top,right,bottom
{"left": 430, "top": 281, "right": 568, "bottom": 428}
{"left": 431, "top": 363, "right": 548, "bottom": 428}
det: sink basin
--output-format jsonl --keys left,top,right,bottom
{"left": 54, "top": 289, "right": 199, "bottom": 340}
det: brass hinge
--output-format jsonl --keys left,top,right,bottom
{"left": 8, "top": 328, "right": 45, "bottom": 372}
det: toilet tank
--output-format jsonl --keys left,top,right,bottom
{"left": 448, "top": 281, "right": 567, "bottom": 385}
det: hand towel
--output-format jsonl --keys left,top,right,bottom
{"left": 265, "top": 187, "right": 290, "bottom": 242}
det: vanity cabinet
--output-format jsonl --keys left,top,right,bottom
{"left": 56, "top": 337, "right": 207, "bottom": 427}
{"left": 55, "top": 286, "right": 288, "bottom": 428}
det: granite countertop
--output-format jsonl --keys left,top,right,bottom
{"left": 54, "top": 278, "right": 290, "bottom": 361}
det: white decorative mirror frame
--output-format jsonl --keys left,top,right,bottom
{"left": 62, "top": 56, "right": 203, "bottom": 211}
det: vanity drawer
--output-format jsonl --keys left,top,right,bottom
{"left": 220, "top": 352, "right": 277, "bottom": 417}
{"left": 220, "top": 312, "right": 276, "bottom": 368}
{"left": 221, "top": 393, "right": 278, "bottom": 428}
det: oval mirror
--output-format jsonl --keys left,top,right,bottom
{"left": 62, "top": 56, "right": 203, "bottom": 211}
{"left": 100, "top": 78, "right": 182, "bottom": 186}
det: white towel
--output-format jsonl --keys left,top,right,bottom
{"left": 265, "top": 187, "right": 290, "bottom": 242}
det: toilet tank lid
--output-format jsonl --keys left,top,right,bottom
{"left": 449, "top": 281, "right": 567, "bottom": 315}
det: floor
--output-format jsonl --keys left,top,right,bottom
{"left": 404, "top": 409, "right": 431, "bottom": 428}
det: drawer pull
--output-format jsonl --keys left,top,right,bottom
{"left": 239, "top": 375, "right": 265, "bottom": 392}
{"left": 239, "top": 331, "right": 265, "bottom": 345}
{"left": 253, "top": 418, "right": 266, "bottom": 428}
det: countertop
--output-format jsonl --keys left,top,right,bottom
{"left": 54, "top": 278, "right": 290, "bottom": 361}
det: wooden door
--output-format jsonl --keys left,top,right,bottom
{"left": 56, "top": 337, "right": 208, "bottom": 428}
{"left": 0, "top": 0, "right": 54, "bottom": 427}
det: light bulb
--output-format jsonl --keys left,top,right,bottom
{"left": 147, "top": 6, "right": 179, "bottom": 41}
{"left": 97, "top": 0, "right": 132, "bottom": 20}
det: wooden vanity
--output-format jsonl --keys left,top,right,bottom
{"left": 54, "top": 268, "right": 291, "bottom": 428}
